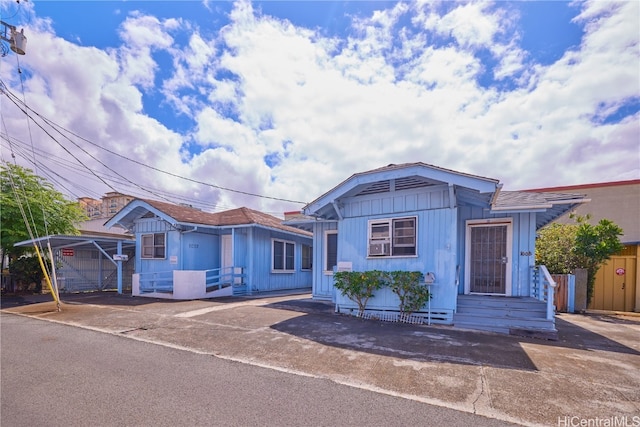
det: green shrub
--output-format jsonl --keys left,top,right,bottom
{"left": 386, "top": 271, "right": 431, "bottom": 316}
{"left": 333, "top": 270, "right": 386, "bottom": 314}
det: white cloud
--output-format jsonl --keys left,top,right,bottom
{"left": 1, "top": 0, "right": 638, "bottom": 215}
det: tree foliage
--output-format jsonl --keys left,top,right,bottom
{"left": 8, "top": 255, "right": 53, "bottom": 293}
{"left": 536, "top": 215, "right": 624, "bottom": 304}
{"left": 535, "top": 223, "right": 580, "bottom": 274}
{"left": 1, "top": 162, "right": 87, "bottom": 262}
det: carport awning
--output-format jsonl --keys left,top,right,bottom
{"left": 14, "top": 234, "right": 135, "bottom": 254}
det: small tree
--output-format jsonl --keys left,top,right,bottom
{"left": 333, "top": 270, "right": 385, "bottom": 314}
{"left": 385, "top": 271, "right": 431, "bottom": 317}
{"left": 536, "top": 215, "right": 623, "bottom": 304}
{"left": 573, "top": 217, "right": 624, "bottom": 304}
{"left": 1, "top": 162, "right": 87, "bottom": 263}
{"left": 535, "top": 223, "right": 580, "bottom": 274}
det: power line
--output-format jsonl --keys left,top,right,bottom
{"left": 1, "top": 84, "right": 183, "bottom": 205}
{"left": 0, "top": 80, "right": 307, "bottom": 205}
{"left": 1, "top": 133, "right": 258, "bottom": 213}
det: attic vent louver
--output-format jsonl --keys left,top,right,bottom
{"left": 395, "top": 176, "right": 433, "bottom": 191}
{"left": 357, "top": 180, "right": 391, "bottom": 196}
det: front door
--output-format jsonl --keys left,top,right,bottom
{"left": 465, "top": 220, "right": 512, "bottom": 295}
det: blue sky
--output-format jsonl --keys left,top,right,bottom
{"left": 0, "top": 0, "right": 638, "bottom": 214}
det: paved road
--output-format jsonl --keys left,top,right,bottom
{"left": 1, "top": 313, "right": 515, "bottom": 427}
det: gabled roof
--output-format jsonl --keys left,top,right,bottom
{"left": 492, "top": 191, "right": 590, "bottom": 229}
{"left": 105, "top": 199, "right": 311, "bottom": 237}
{"left": 299, "top": 162, "right": 589, "bottom": 229}
{"left": 304, "top": 162, "right": 500, "bottom": 220}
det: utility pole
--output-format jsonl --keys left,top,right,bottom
{"left": 0, "top": 20, "right": 27, "bottom": 56}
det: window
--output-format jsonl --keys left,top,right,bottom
{"left": 273, "top": 239, "right": 295, "bottom": 272}
{"left": 325, "top": 231, "right": 338, "bottom": 273}
{"left": 368, "top": 217, "right": 416, "bottom": 257}
{"left": 141, "top": 233, "right": 166, "bottom": 259}
{"left": 301, "top": 244, "right": 312, "bottom": 270}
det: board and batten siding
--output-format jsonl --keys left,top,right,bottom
{"left": 456, "top": 206, "right": 537, "bottom": 297}
{"left": 311, "top": 221, "right": 338, "bottom": 300}
{"left": 342, "top": 184, "right": 451, "bottom": 218}
{"left": 134, "top": 217, "right": 178, "bottom": 274}
{"left": 181, "top": 231, "right": 219, "bottom": 271}
{"left": 239, "top": 227, "right": 312, "bottom": 293}
{"left": 334, "top": 207, "right": 458, "bottom": 314}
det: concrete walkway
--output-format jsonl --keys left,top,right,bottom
{"left": 2, "top": 292, "right": 639, "bottom": 426}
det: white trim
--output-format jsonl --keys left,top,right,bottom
{"left": 141, "top": 232, "right": 166, "bottom": 259}
{"left": 464, "top": 218, "right": 513, "bottom": 296}
{"left": 271, "top": 238, "right": 295, "bottom": 273}
{"left": 221, "top": 234, "right": 233, "bottom": 272}
{"left": 367, "top": 216, "right": 417, "bottom": 258}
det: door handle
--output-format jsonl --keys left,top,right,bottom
{"left": 622, "top": 283, "right": 625, "bottom": 290}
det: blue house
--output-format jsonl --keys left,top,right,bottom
{"left": 287, "top": 163, "right": 588, "bottom": 336}
{"left": 106, "top": 199, "right": 313, "bottom": 299}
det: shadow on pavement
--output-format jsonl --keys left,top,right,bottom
{"left": 265, "top": 298, "right": 640, "bottom": 372}
{"left": 266, "top": 299, "right": 540, "bottom": 371}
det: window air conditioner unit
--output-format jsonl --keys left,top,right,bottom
{"left": 369, "top": 242, "right": 390, "bottom": 256}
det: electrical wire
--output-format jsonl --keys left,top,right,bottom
{"left": 0, "top": 81, "right": 307, "bottom": 206}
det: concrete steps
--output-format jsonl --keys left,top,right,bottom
{"left": 454, "top": 295, "right": 557, "bottom": 339}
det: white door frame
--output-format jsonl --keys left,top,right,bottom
{"left": 464, "top": 218, "right": 513, "bottom": 296}
{"left": 221, "top": 234, "right": 233, "bottom": 273}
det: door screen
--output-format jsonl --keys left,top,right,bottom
{"left": 469, "top": 225, "right": 508, "bottom": 294}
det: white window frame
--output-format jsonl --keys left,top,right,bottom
{"left": 367, "top": 216, "right": 417, "bottom": 258}
{"left": 272, "top": 238, "right": 295, "bottom": 273}
{"left": 324, "top": 230, "right": 338, "bottom": 275}
{"left": 141, "top": 233, "right": 166, "bottom": 259}
{"left": 301, "top": 244, "right": 312, "bottom": 271}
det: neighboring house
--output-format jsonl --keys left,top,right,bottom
{"left": 287, "top": 163, "right": 588, "bottom": 336}
{"left": 105, "top": 199, "right": 313, "bottom": 299}
{"left": 527, "top": 180, "right": 640, "bottom": 313}
{"left": 13, "top": 218, "right": 136, "bottom": 293}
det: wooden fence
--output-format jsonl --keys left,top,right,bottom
{"left": 551, "top": 274, "right": 571, "bottom": 312}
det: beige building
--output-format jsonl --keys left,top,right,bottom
{"left": 78, "top": 192, "right": 134, "bottom": 220}
{"left": 528, "top": 180, "right": 640, "bottom": 312}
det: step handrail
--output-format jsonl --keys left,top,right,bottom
{"left": 539, "top": 265, "right": 556, "bottom": 320}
